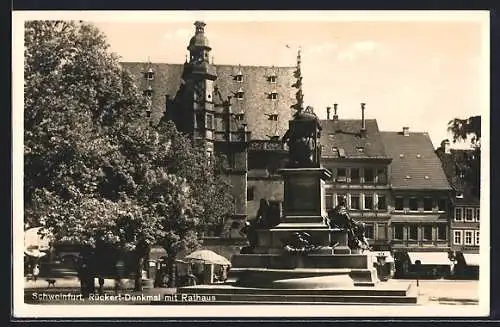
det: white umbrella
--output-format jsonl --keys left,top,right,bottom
{"left": 24, "top": 247, "right": 47, "bottom": 258}
{"left": 184, "top": 250, "right": 231, "bottom": 266}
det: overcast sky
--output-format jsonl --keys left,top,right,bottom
{"left": 22, "top": 11, "right": 489, "bottom": 149}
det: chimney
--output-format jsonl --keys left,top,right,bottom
{"left": 441, "top": 139, "right": 451, "bottom": 154}
{"left": 326, "top": 106, "right": 331, "bottom": 120}
{"left": 402, "top": 126, "right": 410, "bottom": 136}
{"left": 360, "top": 103, "right": 366, "bottom": 133}
{"left": 333, "top": 103, "right": 338, "bottom": 120}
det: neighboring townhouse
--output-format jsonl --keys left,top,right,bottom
{"left": 381, "top": 128, "right": 453, "bottom": 276}
{"left": 436, "top": 139, "right": 480, "bottom": 277}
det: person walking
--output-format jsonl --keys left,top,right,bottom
{"left": 32, "top": 264, "right": 40, "bottom": 282}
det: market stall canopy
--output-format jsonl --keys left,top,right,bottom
{"left": 184, "top": 250, "right": 231, "bottom": 266}
{"left": 408, "top": 251, "right": 451, "bottom": 265}
{"left": 463, "top": 253, "right": 481, "bottom": 267}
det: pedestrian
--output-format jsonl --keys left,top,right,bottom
{"left": 98, "top": 277, "right": 105, "bottom": 294}
{"left": 32, "top": 264, "right": 40, "bottom": 282}
{"left": 114, "top": 259, "right": 125, "bottom": 294}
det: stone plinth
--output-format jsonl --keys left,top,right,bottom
{"left": 279, "top": 167, "right": 331, "bottom": 220}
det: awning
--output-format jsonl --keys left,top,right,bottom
{"left": 408, "top": 252, "right": 451, "bottom": 265}
{"left": 391, "top": 215, "right": 446, "bottom": 223}
{"left": 463, "top": 253, "right": 481, "bottom": 266}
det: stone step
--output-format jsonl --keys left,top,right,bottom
{"left": 179, "top": 283, "right": 411, "bottom": 297}
{"left": 158, "top": 290, "right": 417, "bottom": 304}
{"left": 280, "top": 215, "right": 326, "bottom": 224}
{"left": 231, "top": 253, "right": 374, "bottom": 269}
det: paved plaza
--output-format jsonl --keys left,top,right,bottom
{"left": 24, "top": 277, "right": 479, "bottom": 306}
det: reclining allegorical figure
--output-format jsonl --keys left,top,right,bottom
{"left": 326, "top": 195, "right": 372, "bottom": 252}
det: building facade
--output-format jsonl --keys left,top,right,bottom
{"left": 121, "top": 21, "right": 295, "bottom": 235}
{"left": 122, "top": 22, "right": 457, "bottom": 260}
{"left": 320, "top": 104, "right": 392, "bottom": 251}
{"left": 436, "top": 140, "right": 480, "bottom": 276}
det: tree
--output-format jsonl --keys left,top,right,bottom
{"left": 447, "top": 115, "right": 481, "bottom": 198}
{"left": 24, "top": 20, "right": 234, "bottom": 291}
{"left": 448, "top": 115, "right": 481, "bottom": 148}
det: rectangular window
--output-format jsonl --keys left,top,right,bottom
{"left": 464, "top": 230, "right": 473, "bottom": 245}
{"left": 465, "top": 208, "right": 474, "bottom": 221}
{"left": 376, "top": 168, "right": 387, "bottom": 184}
{"left": 336, "top": 168, "right": 347, "bottom": 183}
{"left": 438, "top": 198, "right": 447, "bottom": 212}
{"left": 364, "top": 195, "right": 373, "bottom": 210}
{"left": 475, "top": 208, "right": 480, "bottom": 222}
{"left": 455, "top": 207, "right": 463, "bottom": 221}
{"left": 247, "top": 187, "right": 254, "bottom": 201}
{"left": 377, "top": 223, "right": 386, "bottom": 240}
{"left": 423, "top": 197, "right": 433, "bottom": 211}
{"left": 325, "top": 194, "right": 334, "bottom": 210}
{"left": 270, "top": 92, "right": 278, "bottom": 100}
{"left": 437, "top": 224, "right": 447, "bottom": 240}
{"left": 336, "top": 194, "right": 346, "bottom": 207}
{"left": 350, "top": 168, "right": 360, "bottom": 184}
{"left": 453, "top": 230, "right": 463, "bottom": 245}
{"left": 364, "top": 168, "right": 375, "bottom": 183}
{"left": 393, "top": 225, "right": 404, "bottom": 240}
{"left": 475, "top": 230, "right": 480, "bottom": 246}
{"left": 269, "top": 75, "right": 277, "bottom": 83}
{"left": 377, "top": 195, "right": 387, "bottom": 210}
{"left": 207, "top": 150, "right": 213, "bottom": 165}
{"left": 408, "top": 226, "right": 418, "bottom": 240}
{"left": 350, "top": 195, "right": 360, "bottom": 210}
{"left": 395, "top": 197, "right": 404, "bottom": 211}
{"left": 409, "top": 197, "right": 418, "bottom": 211}
{"left": 423, "top": 225, "right": 432, "bottom": 240}
{"left": 206, "top": 113, "right": 214, "bottom": 129}
{"left": 365, "top": 224, "right": 374, "bottom": 239}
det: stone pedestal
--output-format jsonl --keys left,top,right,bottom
{"left": 227, "top": 167, "right": 380, "bottom": 288}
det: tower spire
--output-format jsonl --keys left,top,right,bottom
{"left": 291, "top": 46, "right": 304, "bottom": 115}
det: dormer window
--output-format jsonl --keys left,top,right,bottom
{"left": 144, "top": 68, "right": 155, "bottom": 80}
{"left": 356, "top": 147, "right": 364, "bottom": 153}
{"left": 143, "top": 86, "right": 153, "bottom": 97}
{"left": 234, "top": 113, "right": 245, "bottom": 121}
{"left": 268, "top": 75, "right": 277, "bottom": 83}
{"left": 267, "top": 114, "right": 278, "bottom": 121}
{"left": 235, "top": 88, "right": 244, "bottom": 100}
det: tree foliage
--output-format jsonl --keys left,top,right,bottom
{"left": 447, "top": 115, "right": 481, "bottom": 198}
{"left": 24, "top": 20, "right": 234, "bottom": 281}
{"left": 447, "top": 115, "right": 481, "bottom": 148}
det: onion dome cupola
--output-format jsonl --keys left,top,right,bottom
{"left": 184, "top": 21, "right": 217, "bottom": 81}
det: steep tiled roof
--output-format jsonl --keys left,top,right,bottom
{"left": 319, "top": 119, "right": 390, "bottom": 159}
{"left": 435, "top": 148, "right": 479, "bottom": 204}
{"left": 121, "top": 62, "right": 295, "bottom": 141}
{"left": 380, "top": 131, "right": 451, "bottom": 190}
